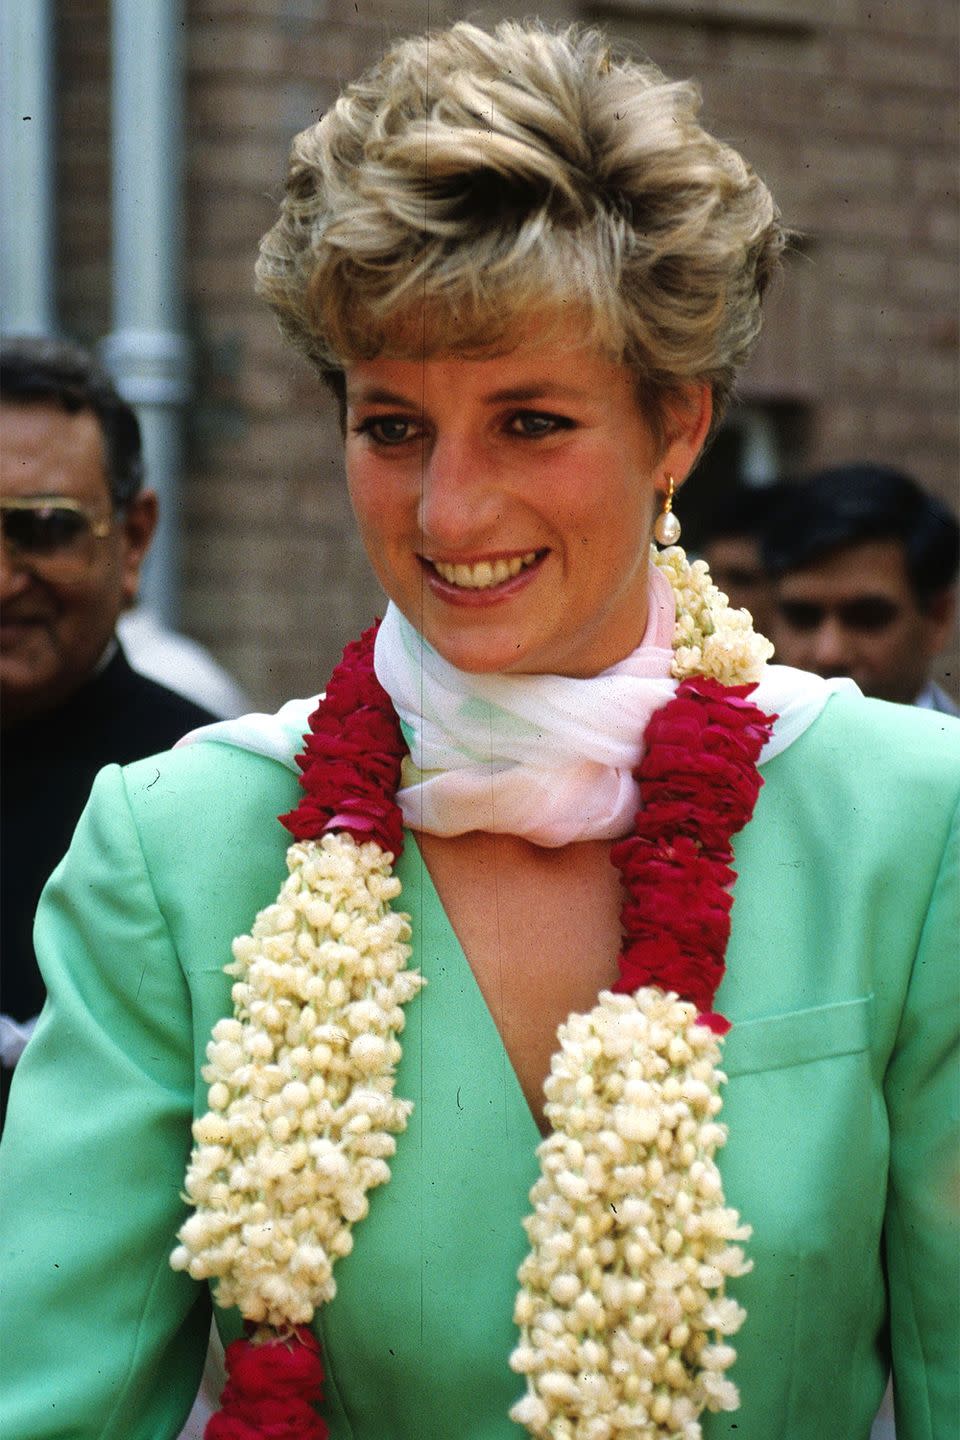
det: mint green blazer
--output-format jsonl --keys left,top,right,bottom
{"left": 0, "top": 693, "right": 957, "bottom": 1439}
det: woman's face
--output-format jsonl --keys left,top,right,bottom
{"left": 345, "top": 319, "right": 708, "bottom": 677}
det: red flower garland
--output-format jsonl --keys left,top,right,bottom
{"left": 206, "top": 640, "right": 774, "bottom": 1438}
{"left": 207, "top": 625, "right": 401, "bottom": 1439}
{"left": 280, "top": 624, "right": 406, "bottom": 857}
{"left": 206, "top": 1326, "right": 327, "bottom": 1440}
{"left": 612, "top": 677, "right": 775, "bottom": 1024}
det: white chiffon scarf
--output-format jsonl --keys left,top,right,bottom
{"left": 177, "top": 568, "right": 856, "bottom": 845}
{"left": 373, "top": 567, "right": 677, "bottom": 844}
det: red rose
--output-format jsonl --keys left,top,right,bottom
{"left": 616, "top": 936, "right": 724, "bottom": 1013}
{"left": 324, "top": 799, "right": 405, "bottom": 857}
{"left": 614, "top": 678, "right": 775, "bottom": 1013}
{"left": 620, "top": 891, "right": 730, "bottom": 955}
{"left": 697, "top": 1011, "right": 732, "bottom": 1036}
{"left": 298, "top": 752, "right": 399, "bottom": 806}
{"left": 221, "top": 1328, "right": 323, "bottom": 1399}
{"left": 281, "top": 624, "right": 406, "bottom": 850}
{"left": 319, "top": 670, "right": 373, "bottom": 718}
{"left": 207, "top": 1329, "right": 328, "bottom": 1440}
{"left": 631, "top": 801, "right": 744, "bottom": 853}
{"left": 301, "top": 708, "right": 402, "bottom": 762}
{"left": 634, "top": 846, "right": 734, "bottom": 893}
{"left": 206, "top": 1399, "right": 328, "bottom": 1440}
{"left": 316, "top": 624, "right": 390, "bottom": 720}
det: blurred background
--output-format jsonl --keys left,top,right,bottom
{"left": 3, "top": 0, "right": 957, "bottom": 708}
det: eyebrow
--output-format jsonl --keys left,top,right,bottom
{"left": 486, "top": 382, "right": 586, "bottom": 404}
{"left": 346, "top": 381, "right": 588, "bottom": 408}
{"left": 346, "top": 386, "right": 417, "bottom": 408}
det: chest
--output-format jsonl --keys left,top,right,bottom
{"left": 414, "top": 832, "right": 624, "bottom": 1132}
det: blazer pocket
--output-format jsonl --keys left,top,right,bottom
{"left": 721, "top": 995, "right": 872, "bottom": 1079}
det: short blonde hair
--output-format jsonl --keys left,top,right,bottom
{"left": 256, "top": 19, "right": 785, "bottom": 436}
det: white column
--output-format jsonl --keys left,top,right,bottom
{"left": 101, "top": 0, "right": 190, "bottom": 624}
{"left": 0, "top": 0, "right": 56, "bottom": 335}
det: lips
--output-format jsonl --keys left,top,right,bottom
{"left": 1, "top": 610, "right": 51, "bottom": 628}
{"left": 425, "top": 551, "right": 541, "bottom": 590}
{"left": 0, "top": 612, "right": 52, "bottom": 647}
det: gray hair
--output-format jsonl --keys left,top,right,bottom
{"left": 0, "top": 334, "right": 145, "bottom": 507}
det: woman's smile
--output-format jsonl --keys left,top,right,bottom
{"left": 421, "top": 549, "right": 543, "bottom": 596}
{"left": 344, "top": 319, "right": 709, "bottom": 677}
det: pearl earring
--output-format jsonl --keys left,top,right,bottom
{"left": 653, "top": 474, "right": 681, "bottom": 546}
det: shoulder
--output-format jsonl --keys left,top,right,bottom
{"left": 815, "top": 685, "right": 960, "bottom": 741}
{"left": 749, "top": 683, "right": 960, "bottom": 850}
{"left": 77, "top": 742, "right": 305, "bottom": 936}
{"left": 767, "top": 687, "right": 960, "bottom": 784}
{"left": 121, "top": 738, "right": 302, "bottom": 838}
{"left": 761, "top": 688, "right": 960, "bottom": 854}
{"left": 805, "top": 689, "right": 960, "bottom": 784}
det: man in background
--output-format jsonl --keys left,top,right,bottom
{"left": 697, "top": 483, "right": 784, "bottom": 640}
{"left": 762, "top": 463, "right": 958, "bottom": 712}
{"left": 0, "top": 337, "right": 218, "bottom": 1120}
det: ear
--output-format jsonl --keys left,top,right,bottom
{"left": 657, "top": 383, "right": 713, "bottom": 493}
{"left": 119, "top": 489, "right": 159, "bottom": 607}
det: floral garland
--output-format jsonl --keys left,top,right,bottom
{"left": 508, "top": 674, "right": 773, "bottom": 1438}
{"left": 171, "top": 547, "right": 774, "bottom": 1439}
{"left": 171, "top": 630, "right": 412, "bottom": 1439}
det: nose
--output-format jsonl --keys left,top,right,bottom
{"left": 808, "top": 616, "right": 854, "bottom": 678}
{"left": 0, "top": 530, "right": 33, "bottom": 603}
{"left": 417, "top": 431, "right": 502, "bottom": 553}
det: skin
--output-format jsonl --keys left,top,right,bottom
{"left": 344, "top": 321, "right": 711, "bottom": 1126}
{"left": 344, "top": 323, "right": 711, "bottom": 679}
{"left": 771, "top": 538, "right": 955, "bottom": 704}
{"left": 0, "top": 399, "right": 158, "bottom": 727}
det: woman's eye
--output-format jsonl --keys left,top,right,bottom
{"left": 354, "top": 415, "right": 419, "bottom": 445}
{"left": 508, "top": 411, "right": 571, "bottom": 438}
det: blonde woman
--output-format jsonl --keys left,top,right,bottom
{"left": 1, "top": 21, "right": 956, "bottom": 1440}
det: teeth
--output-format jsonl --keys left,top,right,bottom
{"left": 433, "top": 552, "right": 537, "bottom": 589}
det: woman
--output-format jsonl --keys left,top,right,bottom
{"left": 1, "top": 20, "right": 956, "bottom": 1440}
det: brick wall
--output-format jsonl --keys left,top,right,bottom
{"left": 53, "top": 0, "right": 959, "bottom": 703}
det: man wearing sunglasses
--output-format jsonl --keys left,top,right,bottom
{"left": 761, "top": 463, "right": 959, "bottom": 714}
{"left": 0, "top": 336, "right": 218, "bottom": 1123}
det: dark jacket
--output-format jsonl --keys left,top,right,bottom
{"left": 1, "top": 643, "right": 215, "bottom": 1030}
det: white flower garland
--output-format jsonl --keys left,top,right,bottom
{"left": 504, "top": 550, "right": 767, "bottom": 1436}
{"left": 508, "top": 992, "right": 749, "bottom": 1439}
{"left": 171, "top": 833, "right": 423, "bottom": 1328}
{"left": 172, "top": 545, "right": 769, "bottom": 1432}
{"left": 652, "top": 544, "right": 773, "bottom": 685}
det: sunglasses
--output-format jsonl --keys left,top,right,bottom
{"left": 777, "top": 597, "right": 901, "bottom": 634}
{"left": 1, "top": 496, "right": 113, "bottom": 563}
